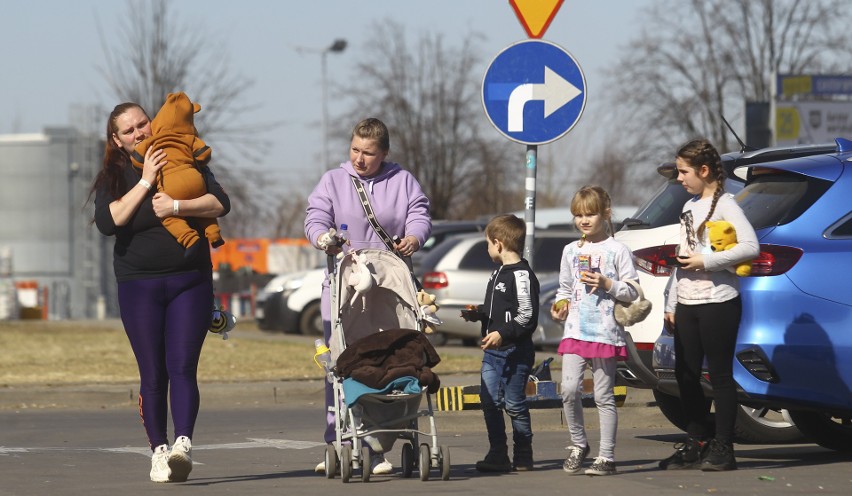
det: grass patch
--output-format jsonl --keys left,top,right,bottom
{"left": 0, "top": 320, "right": 484, "bottom": 386}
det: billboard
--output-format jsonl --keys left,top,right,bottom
{"left": 775, "top": 100, "right": 852, "bottom": 147}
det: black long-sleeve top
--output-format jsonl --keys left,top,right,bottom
{"left": 480, "top": 259, "right": 540, "bottom": 350}
{"left": 94, "top": 164, "right": 230, "bottom": 282}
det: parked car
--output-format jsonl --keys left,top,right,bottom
{"left": 652, "top": 139, "right": 852, "bottom": 451}
{"left": 256, "top": 220, "right": 487, "bottom": 335}
{"left": 417, "top": 229, "right": 581, "bottom": 346}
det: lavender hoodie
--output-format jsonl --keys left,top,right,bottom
{"left": 305, "top": 161, "right": 431, "bottom": 251}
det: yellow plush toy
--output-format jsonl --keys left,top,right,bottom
{"left": 417, "top": 290, "right": 442, "bottom": 334}
{"left": 706, "top": 220, "right": 753, "bottom": 276}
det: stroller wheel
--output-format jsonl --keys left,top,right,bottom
{"left": 419, "top": 443, "right": 431, "bottom": 481}
{"left": 361, "top": 446, "right": 372, "bottom": 483}
{"left": 401, "top": 442, "right": 415, "bottom": 478}
{"left": 325, "top": 445, "right": 338, "bottom": 479}
{"left": 440, "top": 445, "right": 451, "bottom": 481}
{"left": 340, "top": 445, "right": 352, "bottom": 483}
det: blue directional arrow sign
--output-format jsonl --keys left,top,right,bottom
{"left": 482, "top": 40, "right": 586, "bottom": 145}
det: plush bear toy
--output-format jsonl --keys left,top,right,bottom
{"left": 706, "top": 220, "right": 753, "bottom": 276}
{"left": 130, "top": 92, "right": 224, "bottom": 255}
{"left": 417, "top": 290, "right": 442, "bottom": 334}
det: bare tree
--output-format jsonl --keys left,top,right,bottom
{"left": 96, "top": 0, "right": 277, "bottom": 237}
{"left": 607, "top": 0, "right": 852, "bottom": 159}
{"left": 334, "top": 21, "right": 519, "bottom": 220}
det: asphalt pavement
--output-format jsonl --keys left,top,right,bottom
{"left": 1, "top": 325, "right": 850, "bottom": 495}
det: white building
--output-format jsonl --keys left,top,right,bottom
{"left": 0, "top": 127, "right": 115, "bottom": 319}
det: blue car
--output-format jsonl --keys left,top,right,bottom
{"left": 653, "top": 139, "right": 852, "bottom": 452}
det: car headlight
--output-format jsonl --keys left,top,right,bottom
{"left": 262, "top": 274, "right": 304, "bottom": 295}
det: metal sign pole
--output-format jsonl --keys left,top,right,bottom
{"left": 524, "top": 145, "right": 537, "bottom": 269}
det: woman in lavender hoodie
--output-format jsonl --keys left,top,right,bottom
{"left": 305, "top": 117, "right": 431, "bottom": 475}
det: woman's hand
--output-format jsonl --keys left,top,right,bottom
{"left": 142, "top": 147, "right": 167, "bottom": 184}
{"left": 152, "top": 192, "right": 175, "bottom": 219}
{"left": 395, "top": 235, "right": 420, "bottom": 257}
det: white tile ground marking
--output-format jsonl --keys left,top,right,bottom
{"left": 0, "top": 438, "right": 325, "bottom": 458}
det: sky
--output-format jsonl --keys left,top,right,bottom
{"left": 0, "top": 0, "right": 652, "bottom": 184}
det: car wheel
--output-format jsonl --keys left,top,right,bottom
{"left": 787, "top": 410, "right": 852, "bottom": 452}
{"left": 652, "top": 388, "right": 697, "bottom": 431}
{"left": 733, "top": 404, "right": 803, "bottom": 444}
{"left": 461, "top": 338, "right": 478, "bottom": 347}
{"left": 653, "top": 389, "right": 803, "bottom": 444}
{"left": 299, "top": 301, "right": 323, "bottom": 336}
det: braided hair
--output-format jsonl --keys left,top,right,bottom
{"left": 570, "top": 185, "right": 615, "bottom": 247}
{"left": 676, "top": 139, "right": 726, "bottom": 239}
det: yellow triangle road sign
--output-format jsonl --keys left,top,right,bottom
{"left": 509, "top": 0, "right": 564, "bottom": 39}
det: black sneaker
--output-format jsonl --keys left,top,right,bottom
{"left": 475, "top": 450, "right": 511, "bottom": 473}
{"left": 658, "top": 437, "right": 708, "bottom": 470}
{"left": 513, "top": 445, "right": 534, "bottom": 471}
{"left": 562, "top": 445, "right": 591, "bottom": 474}
{"left": 700, "top": 439, "right": 737, "bottom": 471}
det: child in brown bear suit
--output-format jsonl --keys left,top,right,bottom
{"left": 130, "top": 92, "right": 224, "bottom": 254}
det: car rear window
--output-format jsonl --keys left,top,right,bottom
{"left": 625, "top": 181, "right": 692, "bottom": 229}
{"left": 736, "top": 171, "right": 831, "bottom": 229}
{"left": 623, "top": 161, "right": 744, "bottom": 231}
{"left": 453, "top": 235, "right": 577, "bottom": 273}
{"left": 459, "top": 240, "right": 494, "bottom": 270}
{"left": 534, "top": 237, "right": 573, "bottom": 273}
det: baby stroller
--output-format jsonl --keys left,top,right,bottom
{"left": 323, "top": 248, "right": 449, "bottom": 483}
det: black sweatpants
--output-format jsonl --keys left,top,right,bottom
{"left": 673, "top": 297, "right": 741, "bottom": 445}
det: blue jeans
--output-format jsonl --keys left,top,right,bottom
{"left": 480, "top": 344, "right": 534, "bottom": 450}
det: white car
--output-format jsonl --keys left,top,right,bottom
{"left": 417, "top": 229, "right": 581, "bottom": 346}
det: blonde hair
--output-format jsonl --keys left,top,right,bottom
{"left": 351, "top": 117, "right": 390, "bottom": 152}
{"left": 570, "top": 185, "right": 614, "bottom": 247}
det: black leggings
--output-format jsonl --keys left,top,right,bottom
{"left": 674, "top": 297, "right": 741, "bottom": 445}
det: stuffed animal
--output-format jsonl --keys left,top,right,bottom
{"left": 706, "top": 220, "right": 753, "bottom": 276}
{"left": 347, "top": 251, "right": 375, "bottom": 304}
{"left": 417, "top": 290, "right": 442, "bottom": 334}
{"left": 130, "top": 92, "right": 224, "bottom": 254}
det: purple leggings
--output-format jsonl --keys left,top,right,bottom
{"left": 117, "top": 271, "right": 212, "bottom": 450}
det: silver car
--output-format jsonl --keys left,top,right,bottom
{"left": 416, "top": 230, "right": 580, "bottom": 346}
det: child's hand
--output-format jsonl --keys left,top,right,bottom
{"left": 460, "top": 304, "right": 482, "bottom": 322}
{"left": 580, "top": 270, "right": 610, "bottom": 292}
{"left": 481, "top": 330, "right": 503, "bottom": 350}
{"left": 550, "top": 299, "right": 569, "bottom": 321}
{"left": 677, "top": 254, "right": 705, "bottom": 272}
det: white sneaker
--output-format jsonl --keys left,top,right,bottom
{"left": 315, "top": 460, "right": 326, "bottom": 474}
{"left": 371, "top": 456, "right": 393, "bottom": 475}
{"left": 150, "top": 444, "right": 170, "bottom": 483}
{"left": 168, "top": 436, "right": 193, "bottom": 482}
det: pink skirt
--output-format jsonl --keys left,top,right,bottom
{"left": 557, "top": 338, "right": 627, "bottom": 361}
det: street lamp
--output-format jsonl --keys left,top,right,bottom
{"left": 297, "top": 38, "right": 347, "bottom": 168}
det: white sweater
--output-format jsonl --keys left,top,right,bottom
{"left": 665, "top": 193, "right": 760, "bottom": 312}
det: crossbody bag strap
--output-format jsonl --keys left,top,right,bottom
{"left": 350, "top": 175, "right": 396, "bottom": 251}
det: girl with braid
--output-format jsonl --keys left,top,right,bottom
{"left": 658, "top": 139, "right": 758, "bottom": 472}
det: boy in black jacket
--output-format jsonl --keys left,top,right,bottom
{"left": 462, "top": 214, "right": 540, "bottom": 472}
